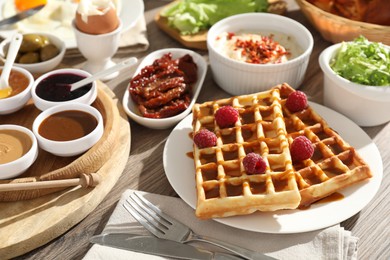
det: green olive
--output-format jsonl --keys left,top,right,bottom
{"left": 18, "top": 52, "right": 40, "bottom": 64}
{"left": 19, "top": 34, "right": 47, "bottom": 53}
{"left": 14, "top": 52, "right": 22, "bottom": 63}
{"left": 40, "top": 44, "right": 60, "bottom": 61}
{"left": 40, "top": 35, "right": 50, "bottom": 46}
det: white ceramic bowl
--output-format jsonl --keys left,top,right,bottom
{"left": 0, "top": 32, "right": 66, "bottom": 75}
{"left": 0, "top": 124, "right": 38, "bottom": 179}
{"left": 319, "top": 43, "right": 390, "bottom": 127}
{"left": 122, "top": 48, "right": 207, "bottom": 129}
{"left": 207, "top": 13, "right": 314, "bottom": 95}
{"left": 31, "top": 68, "right": 98, "bottom": 111}
{"left": 0, "top": 66, "right": 34, "bottom": 115}
{"left": 32, "top": 103, "right": 104, "bottom": 157}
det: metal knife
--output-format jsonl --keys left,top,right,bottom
{"left": 90, "top": 233, "right": 245, "bottom": 260}
{"left": 0, "top": 4, "right": 45, "bottom": 28}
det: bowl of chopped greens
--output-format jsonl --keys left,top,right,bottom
{"left": 319, "top": 36, "right": 390, "bottom": 127}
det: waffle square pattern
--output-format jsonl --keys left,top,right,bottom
{"left": 192, "top": 83, "right": 372, "bottom": 219}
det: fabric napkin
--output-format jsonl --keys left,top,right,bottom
{"left": 66, "top": 15, "right": 149, "bottom": 57}
{"left": 83, "top": 189, "right": 358, "bottom": 260}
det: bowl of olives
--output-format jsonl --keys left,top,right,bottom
{"left": 0, "top": 32, "right": 66, "bottom": 75}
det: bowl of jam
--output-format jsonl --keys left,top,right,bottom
{"left": 0, "top": 66, "right": 34, "bottom": 115}
{"left": 0, "top": 124, "right": 38, "bottom": 179}
{"left": 32, "top": 103, "right": 104, "bottom": 157}
{"left": 31, "top": 68, "right": 97, "bottom": 111}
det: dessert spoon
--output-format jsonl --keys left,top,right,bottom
{"left": 0, "top": 33, "right": 22, "bottom": 99}
{"left": 62, "top": 57, "right": 138, "bottom": 92}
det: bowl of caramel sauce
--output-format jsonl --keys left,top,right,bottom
{"left": 0, "top": 124, "right": 38, "bottom": 179}
{"left": 32, "top": 103, "right": 104, "bottom": 157}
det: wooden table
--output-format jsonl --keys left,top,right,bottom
{"left": 12, "top": 1, "right": 390, "bottom": 259}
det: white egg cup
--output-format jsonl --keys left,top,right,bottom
{"left": 72, "top": 20, "right": 123, "bottom": 81}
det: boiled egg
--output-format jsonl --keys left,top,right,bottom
{"left": 75, "top": 0, "right": 119, "bottom": 35}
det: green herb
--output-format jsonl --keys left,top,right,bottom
{"left": 160, "top": 0, "right": 269, "bottom": 35}
{"left": 330, "top": 36, "right": 390, "bottom": 86}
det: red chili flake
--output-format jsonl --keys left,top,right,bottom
{"left": 227, "top": 32, "right": 235, "bottom": 40}
{"left": 234, "top": 35, "right": 290, "bottom": 64}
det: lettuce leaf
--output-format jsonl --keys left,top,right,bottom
{"left": 160, "top": 0, "right": 269, "bottom": 35}
{"left": 330, "top": 36, "right": 390, "bottom": 86}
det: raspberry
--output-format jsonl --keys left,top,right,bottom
{"left": 243, "top": 153, "right": 267, "bottom": 174}
{"left": 290, "top": 136, "right": 314, "bottom": 162}
{"left": 215, "top": 106, "right": 239, "bottom": 128}
{"left": 285, "top": 91, "right": 308, "bottom": 113}
{"left": 193, "top": 129, "right": 217, "bottom": 148}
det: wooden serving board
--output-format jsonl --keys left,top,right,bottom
{"left": 0, "top": 82, "right": 131, "bottom": 259}
{"left": 0, "top": 82, "right": 120, "bottom": 201}
{"left": 155, "top": 0, "right": 288, "bottom": 50}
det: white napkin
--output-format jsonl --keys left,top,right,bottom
{"left": 66, "top": 15, "right": 149, "bottom": 57}
{"left": 83, "top": 189, "right": 358, "bottom": 260}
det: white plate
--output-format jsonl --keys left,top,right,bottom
{"left": 0, "top": 0, "right": 144, "bottom": 49}
{"left": 163, "top": 102, "right": 383, "bottom": 233}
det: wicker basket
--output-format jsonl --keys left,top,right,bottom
{"left": 295, "top": 0, "right": 390, "bottom": 45}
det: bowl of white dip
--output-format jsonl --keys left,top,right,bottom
{"left": 207, "top": 13, "right": 313, "bottom": 95}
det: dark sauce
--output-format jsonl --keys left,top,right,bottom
{"left": 36, "top": 73, "right": 92, "bottom": 102}
{"left": 38, "top": 110, "right": 97, "bottom": 141}
{"left": 226, "top": 183, "right": 243, "bottom": 196}
{"left": 201, "top": 165, "right": 218, "bottom": 181}
{"left": 186, "top": 151, "right": 194, "bottom": 159}
{"left": 299, "top": 192, "right": 344, "bottom": 210}
{"left": 205, "top": 186, "right": 219, "bottom": 199}
{"left": 250, "top": 181, "right": 267, "bottom": 194}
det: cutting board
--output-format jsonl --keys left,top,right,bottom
{"left": 0, "top": 83, "right": 131, "bottom": 259}
{"left": 155, "top": 0, "right": 288, "bottom": 50}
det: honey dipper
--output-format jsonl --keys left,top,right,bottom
{"left": 0, "top": 173, "right": 101, "bottom": 192}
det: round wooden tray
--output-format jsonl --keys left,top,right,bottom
{"left": 0, "top": 81, "right": 121, "bottom": 201}
{"left": 0, "top": 82, "right": 131, "bottom": 258}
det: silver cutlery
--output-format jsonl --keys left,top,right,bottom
{"left": 0, "top": 5, "right": 45, "bottom": 28}
{"left": 123, "top": 192, "right": 277, "bottom": 260}
{"left": 90, "top": 233, "right": 242, "bottom": 260}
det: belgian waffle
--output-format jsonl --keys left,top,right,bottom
{"left": 276, "top": 83, "right": 373, "bottom": 208}
{"left": 192, "top": 87, "right": 301, "bottom": 219}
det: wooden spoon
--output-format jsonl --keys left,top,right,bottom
{"left": 0, "top": 33, "right": 22, "bottom": 99}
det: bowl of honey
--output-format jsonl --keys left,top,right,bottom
{"left": 0, "top": 66, "right": 34, "bottom": 115}
{"left": 31, "top": 68, "right": 97, "bottom": 111}
{"left": 32, "top": 103, "right": 104, "bottom": 157}
{"left": 0, "top": 124, "right": 38, "bottom": 179}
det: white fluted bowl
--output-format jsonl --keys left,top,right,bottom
{"left": 207, "top": 13, "right": 313, "bottom": 95}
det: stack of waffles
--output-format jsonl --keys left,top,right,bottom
{"left": 191, "top": 83, "right": 372, "bottom": 219}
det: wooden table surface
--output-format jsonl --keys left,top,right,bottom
{"left": 13, "top": 1, "right": 389, "bottom": 259}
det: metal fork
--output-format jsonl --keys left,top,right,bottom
{"left": 123, "top": 192, "right": 276, "bottom": 260}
